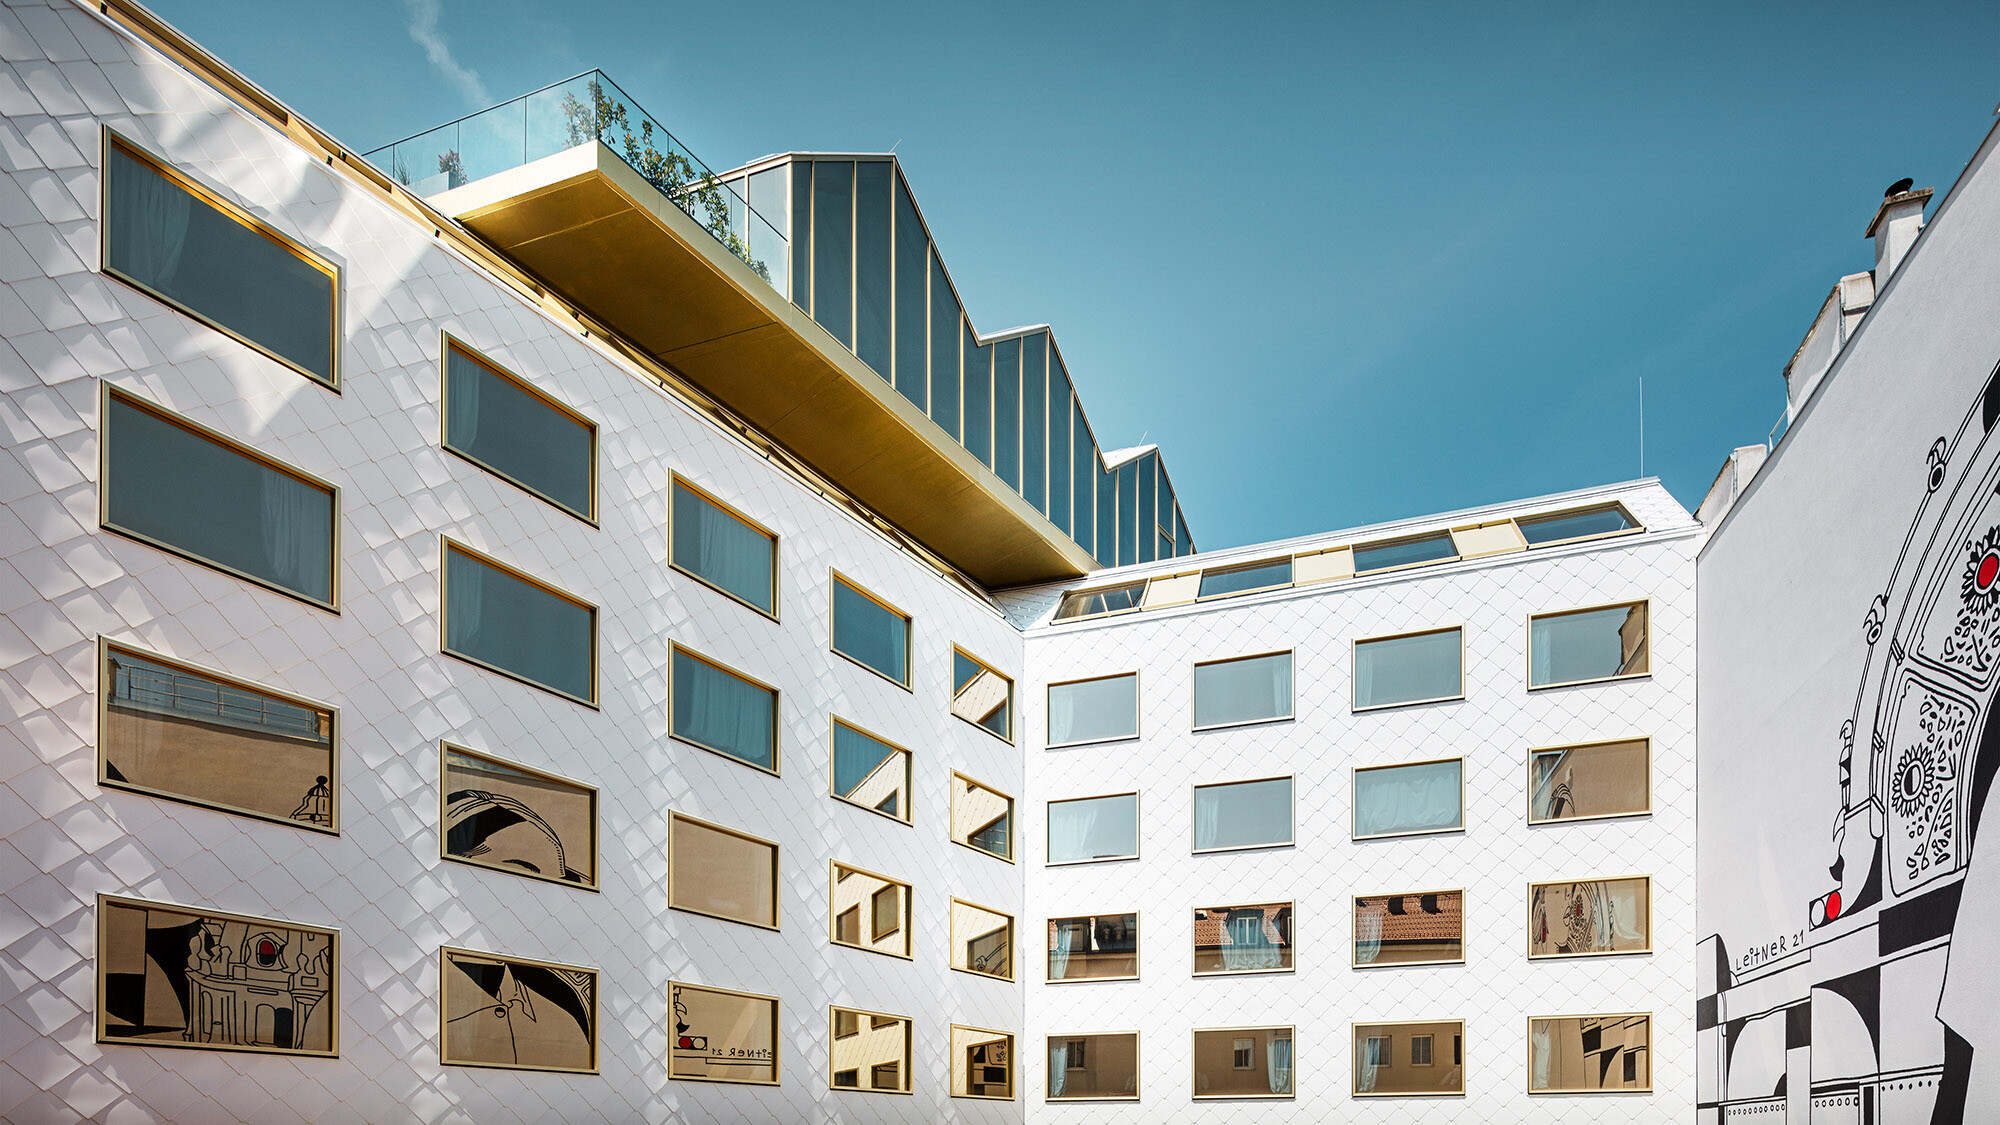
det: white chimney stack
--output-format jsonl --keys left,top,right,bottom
{"left": 1866, "top": 181, "right": 1932, "bottom": 283}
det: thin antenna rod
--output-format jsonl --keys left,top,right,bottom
{"left": 1639, "top": 377, "right": 1646, "bottom": 478}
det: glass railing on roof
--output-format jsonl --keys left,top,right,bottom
{"left": 363, "top": 70, "right": 787, "bottom": 293}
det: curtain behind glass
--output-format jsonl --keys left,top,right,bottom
{"left": 1047, "top": 800, "right": 1099, "bottom": 864}
{"left": 1531, "top": 606, "right": 1642, "bottom": 686}
{"left": 1354, "top": 907, "right": 1383, "bottom": 965}
{"left": 446, "top": 549, "right": 592, "bottom": 700}
{"left": 1194, "top": 778, "right": 1290, "bottom": 850}
{"left": 1531, "top": 1021, "right": 1552, "bottom": 1090}
{"left": 1268, "top": 1035, "right": 1293, "bottom": 1094}
{"left": 1193, "top": 654, "right": 1291, "bottom": 727}
{"left": 833, "top": 581, "right": 907, "bottom": 682}
{"left": 673, "top": 483, "right": 774, "bottom": 613}
{"left": 673, "top": 650, "right": 775, "bottom": 769}
{"left": 832, "top": 723, "right": 896, "bottom": 798}
{"left": 106, "top": 144, "right": 189, "bottom": 292}
{"left": 1048, "top": 674, "right": 1136, "bottom": 744}
{"left": 1222, "top": 912, "right": 1282, "bottom": 971}
{"left": 1354, "top": 760, "right": 1462, "bottom": 836}
{"left": 1048, "top": 1042, "right": 1068, "bottom": 1097}
{"left": 1355, "top": 630, "right": 1460, "bottom": 708}
{"left": 1048, "top": 924, "right": 1073, "bottom": 981}
{"left": 1358, "top": 1038, "right": 1380, "bottom": 1093}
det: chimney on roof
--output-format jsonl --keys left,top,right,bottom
{"left": 1866, "top": 178, "right": 1933, "bottom": 284}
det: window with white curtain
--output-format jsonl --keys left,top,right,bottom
{"left": 443, "top": 540, "right": 596, "bottom": 704}
{"left": 1193, "top": 1026, "right": 1293, "bottom": 1099}
{"left": 830, "top": 720, "right": 910, "bottom": 823}
{"left": 1046, "top": 793, "right": 1138, "bottom": 864}
{"left": 831, "top": 574, "right": 910, "bottom": 685}
{"left": 1192, "top": 901, "right": 1294, "bottom": 976}
{"left": 1047, "top": 673, "right": 1138, "bottom": 746}
{"left": 103, "top": 389, "right": 337, "bottom": 607}
{"left": 1529, "top": 602, "right": 1650, "bottom": 688}
{"left": 1046, "top": 1032, "right": 1138, "bottom": 1100}
{"left": 444, "top": 340, "right": 595, "bottom": 521}
{"left": 671, "top": 479, "right": 777, "bottom": 614}
{"left": 670, "top": 645, "right": 778, "bottom": 771}
{"left": 1353, "top": 627, "right": 1463, "bottom": 710}
{"left": 1352, "top": 758, "right": 1463, "bottom": 839}
{"left": 1192, "top": 776, "right": 1293, "bottom": 852}
{"left": 1354, "top": 1021, "right": 1463, "bottom": 1096}
{"left": 1046, "top": 913, "right": 1137, "bottom": 981}
{"left": 1192, "top": 652, "right": 1293, "bottom": 729}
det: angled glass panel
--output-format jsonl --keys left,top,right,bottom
{"left": 1192, "top": 776, "right": 1292, "bottom": 852}
{"left": 1071, "top": 404, "right": 1094, "bottom": 556}
{"left": 993, "top": 336, "right": 1020, "bottom": 489}
{"left": 1116, "top": 460, "right": 1137, "bottom": 566}
{"left": 1530, "top": 602, "right": 1649, "bottom": 687}
{"left": 104, "top": 392, "right": 335, "bottom": 605}
{"left": 444, "top": 342, "right": 594, "bottom": 520}
{"left": 1047, "top": 673, "right": 1138, "bottom": 746}
{"left": 929, "top": 255, "right": 960, "bottom": 439}
{"left": 1047, "top": 1031, "right": 1138, "bottom": 1099}
{"left": 790, "top": 161, "right": 812, "bottom": 311}
{"left": 963, "top": 324, "right": 991, "bottom": 466}
{"left": 831, "top": 576, "right": 911, "bottom": 685}
{"left": 104, "top": 138, "right": 336, "bottom": 385}
{"left": 1096, "top": 468, "right": 1116, "bottom": 567}
{"left": 952, "top": 649, "right": 1013, "bottom": 740}
{"left": 1352, "top": 532, "right": 1456, "bottom": 573}
{"left": 1518, "top": 504, "right": 1637, "bottom": 546}
{"left": 892, "top": 178, "right": 927, "bottom": 407}
{"left": 854, "top": 161, "right": 891, "bottom": 378}
{"left": 1176, "top": 510, "right": 1193, "bottom": 556}
{"left": 1193, "top": 1026, "right": 1293, "bottom": 1098}
{"left": 1046, "top": 793, "right": 1138, "bottom": 864}
{"left": 443, "top": 544, "right": 595, "bottom": 703}
{"left": 1047, "top": 360, "right": 1071, "bottom": 534}
{"left": 669, "top": 647, "right": 777, "bottom": 771}
{"left": 810, "top": 160, "right": 853, "bottom": 347}
{"left": 1353, "top": 890, "right": 1463, "bottom": 966}
{"left": 1193, "top": 901, "right": 1293, "bottom": 975}
{"left": 1354, "top": 628, "right": 1462, "bottom": 709}
{"left": 1021, "top": 334, "right": 1046, "bottom": 513}
{"left": 1047, "top": 915, "right": 1137, "bottom": 983}
{"left": 1193, "top": 652, "right": 1292, "bottom": 729}
{"left": 671, "top": 481, "right": 776, "bottom": 614}
{"left": 746, "top": 166, "right": 789, "bottom": 297}
{"left": 831, "top": 720, "right": 910, "bottom": 823}
{"left": 1136, "top": 454, "right": 1156, "bottom": 564}
{"left": 1353, "top": 759, "right": 1463, "bottom": 839}
{"left": 1197, "top": 559, "right": 1292, "bottom": 599}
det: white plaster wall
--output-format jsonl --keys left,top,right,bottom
{"left": 1014, "top": 481, "right": 1700, "bottom": 1122}
{"left": 0, "top": 2, "right": 1027, "bottom": 1120}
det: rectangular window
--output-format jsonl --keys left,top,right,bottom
{"left": 98, "top": 640, "right": 336, "bottom": 832}
{"left": 98, "top": 894, "right": 337, "bottom": 1057}
{"left": 1517, "top": 503, "right": 1638, "bottom": 547}
{"left": 442, "top": 743, "right": 596, "bottom": 889}
{"left": 831, "top": 573, "right": 911, "bottom": 687}
{"left": 963, "top": 326, "right": 991, "bottom": 465}
{"left": 892, "top": 177, "right": 927, "bottom": 406}
{"left": 854, "top": 161, "right": 891, "bottom": 378}
{"left": 952, "top": 773, "right": 1014, "bottom": 861}
{"left": 1352, "top": 532, "right": 1457, "bottom": 574}
{"left": 1047, "top": 913, "right": 1138, "bottom": 981}
{"left": 950, "top": 1025, "right": 1014, "bottom": 1099}
{"left": 1047, "top": 792, "right": 1139, "bottom": 865}
{"left": 1353, "top": 889, "right": 1463, "bottom": 967}
{"left": 952, "top": 647, "right": 1013, "bottom": 741}
{"left": 951, "top": 899, "right": 1014, "bottom": 980}
{"left": 443, "top": 338, "right": 595, "bottom": 521}
{"left": 829, "top": 863, "right": 910, "bottom": 958}
{"left": 442, "top": 946, "right": 596, "bottom": 1073}
{"left": 993, "top": 336, "right": 1020, "bottom": 489}
{"left": 1529, "top": 876, "right": 1652, "bottom": 958}
{"left": 1047, "top": 673, "right": 1138, "bottom": 746}
{"left": 1047, "top": 1032, "right": 1138, "bottom": 1100}
{"left": 1529, "top": 738, "right": 1650, "bottom": 824}
{"left": 668, "top": 981, "right": 778, "bottom": 1085}
{"left": 1193, "top": 1026, "right": 1292, "bottom": 1098}
{"left": 830, "top": 719, "right": 911, "bottom": 823}
{"left": 1530, "top": 601, "right": 1651, "bottom": 688}
{"left": 1047, "top": 362, "right": 1071, "bottom": 533}
{"left": 103, "top": 134, "right": 337, "bottom": 386}
{"left": 442, "top": 539, "right": 595, "bottom": 704}
{"left": 829, "top": 1007, "right": 911, "bottom": 1094}
{"left": 103, "top": 388, "right": 337, "bottom": 607}
{"left": 1353, "top": 627, "right": 1463, "bottom": 710}
{"left": 1354, "top": 1021, "right": 1462, "bottom": 1096}
{"left": 1022, "top": 333, "right": 1046, "bottom": 512}
{"left": 1353, "top": 758, "right": 1463, "bottom": 839}
{"left": 1052, "top": 580, "right": 1145, "bottom": 622}
{"left": 930, "top": 253, "right": 960, "bottom": 439}
{"left": 671, "top": 477, "right": 777, "bottom": 616}
{"left": 1192, "top": 651, "right": 1293, "bottom": 729}
{"left": 668, "top": 812, "right": 778, "bottom": 930}
{"left": 1530, "top": 1013, "right": 1651, "bottom": 1093}
{"left": 1192, "top": 776, "right": 1293, "bottom": 853}
{"left": 669, "top": 644, "right": 778, "bottom": 772}
{"left": 1197, "top": 558, "right": 1293, "bottom": 600}
{"left": 811, "top": 160, "right": 854, "bottom": 347}
{"left": 1192, "top": 901, "right": 1294, "bottom": 976}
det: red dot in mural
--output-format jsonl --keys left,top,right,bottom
{"left": 1825, "top": 891, "right": 1841, "bottom": 921}
{"left": 1978, "top": 553, "right": 1999, "bottom": 590}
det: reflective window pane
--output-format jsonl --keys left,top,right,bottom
{"left": 830, "top": 721, "right": 910, "bottom": 823}
{"left": 1072, "top": 404, "right": 1094, "bottom": 557}
{"left": 963, "top": 326, "right": 991, "bottom": 465}
{"left": 1021, "top": 333, "right": 1046, "bottom": 512}
{"left": 929, "top": 253, "right": 960, "bottom": 439}
{"left": 1095, "top": 468, "right": 1117, "bottom": 567}
{"left": 1530, "top": 739, "right": 1649, "bottom": 823}
{"left": 1136, "top": 453, "right": 1156, "bottom": 564}
{"left": 993, "top": 336, "right": 1020, "bottom": 489}
{"left": 1193, "top": 777, "right": 1292, "bottom": 852}
{"left": 670, "top": 647, "right": 777, "bottom": 771}
{"left": 854, "top": 161, "right": 891, "bottom": 378}
{"left": 105, "top": 392, "right": 335, "bottom": 605}
{"left": 831, "top": 576, "right": 910, "bottom": 685}
{"left": 1353, "top": 759, "right": 1462, "bottom": 839}
{"left": 952, "top": 648, "right": 1013, "bottom": 740}
{"left": 831, "top": 1007, "right": 911, "bottom": 1093}
{"left": 1353, "top": 1021, "right": 1461, "bottom": 1096}
{"left": 1193, "top": 901, "right": 1293, "bottom": 975}
{"left": 1198, "top": 559, "right": 1292, "bottom": 599}
{"left": 1529, "top": 876, "right": 1651, "bottom": 957}
{"left": 1047, "top": 913, "right": 1137, "bottom": 982}
{"left": 1047, "top": 793, "right": 1138, "bottom": 864}
{"left": 892, "top": 179, "right": 927, "bottom": 406}
{"left": 668, "top": 982, "right": 777, "bottom": 1084}
{"left": 1530, "top": 602, "right": 1650, "bottom": 687}
{"left": 444, "top": 543, "right": 594, "bottom": 703}
{"left": 830, "top": 864, "right": 909, "bottom": 958}
{"left": 105, "top": 139, "right": 336, "bottom": 384}
{"left": 1047, "top": 360, "right": 1071, "bottom": 534}
{"left": 1047, "top": 673, "right": 1138, "bottom": 745}
{"left": 951, "top": 900, "right": 1013, "bottom": 980}
{"left": 1518, "top": 504, "right": 1637, "bottom": 546}
{"left": 951, "top": 1026, "right": 1014, "bottom": 1099}
{"left": 1530, "top": 1014, "right": 1651, "bottom": 1092}
{"left": 444, "top": 745, "right": 595, "bottom": 887}
{"left": 811, "top": 160, "right": 853, "bottom": 347}
{"left": 952, "top": 774, "right": 1013, "bottom": 861}
{"left": 1193, "top": 652, "right": 1293, "bottom": 729}
{"left": 790, "top": 161, "right": 812, "bottom": 310}
{"left": 1352, "top": 532, "right": 1456, "bottom": 573}
{"left": 1353, "top": 890, "right": 1463, "bottom": 966}
{"left": 1353, "top": 628, "right": 1462, "bottom": 710}
{"left": 444, "top": 342, "right": 593, "bottom": 519}
{"left": 1193, "top": 1026, "right": 1292, "bottom": 1098}
{"left": 671, "top": 481, "right": 777, "bottom": 614}
{"left": 1048, "top": 1032, "right": 1138, "bottom": 1099}
{"left": 668, "top": 813, "right": 777, "bottom": 929}
{"left": 1116, "top": 460, "right": 1137, "bottom": 566}
{"left": 1053, "top": 581, "right": 1144, "bottom": 621}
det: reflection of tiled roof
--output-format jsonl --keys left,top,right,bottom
{"left": 1192, "top": 904, "right": 1286, "bottom": 948}
{"left": 1355, "top": 893, "right": 1461, "bottom": 943}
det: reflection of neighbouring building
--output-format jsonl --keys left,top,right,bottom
{"left": 955, "top": 779, "right": 1011, "bottom": 852}
{"left": 1354, "top": 892, "right": 1460, "bottom": 965}
{"left": 1047, "top": 914, "right": 1136, "bottom": 980}
{"left": 101, "top": 902, "right": 331, "bottom": 1054}
{"left": 1192, "top": 904, "right": 1292, "bottom": 974}
{"left": 832, "top": 868, "right": 905, "bottom": 956}
{"left": 1532, "top": 1014, "right": 1648, "bottom": 1092}
{"left": 1193, "top": 1026, "right": 1293, "bottom": 1097}
{"left": 1353, "top": 1021, "right": 1461, "bottom": 1095}
{"left": 831, "top": 1011, "right": 908, "bottom": 1092}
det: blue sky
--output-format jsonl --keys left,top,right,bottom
{"left": 157, "top": 0, "right": 1999, "bottom": 551}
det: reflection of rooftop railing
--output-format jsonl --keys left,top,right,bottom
{"left": 363, "top": 70, "right": 785, "bottom": 291}
{"left": 110, "top": 659, "right": 328, "bottom": 743}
